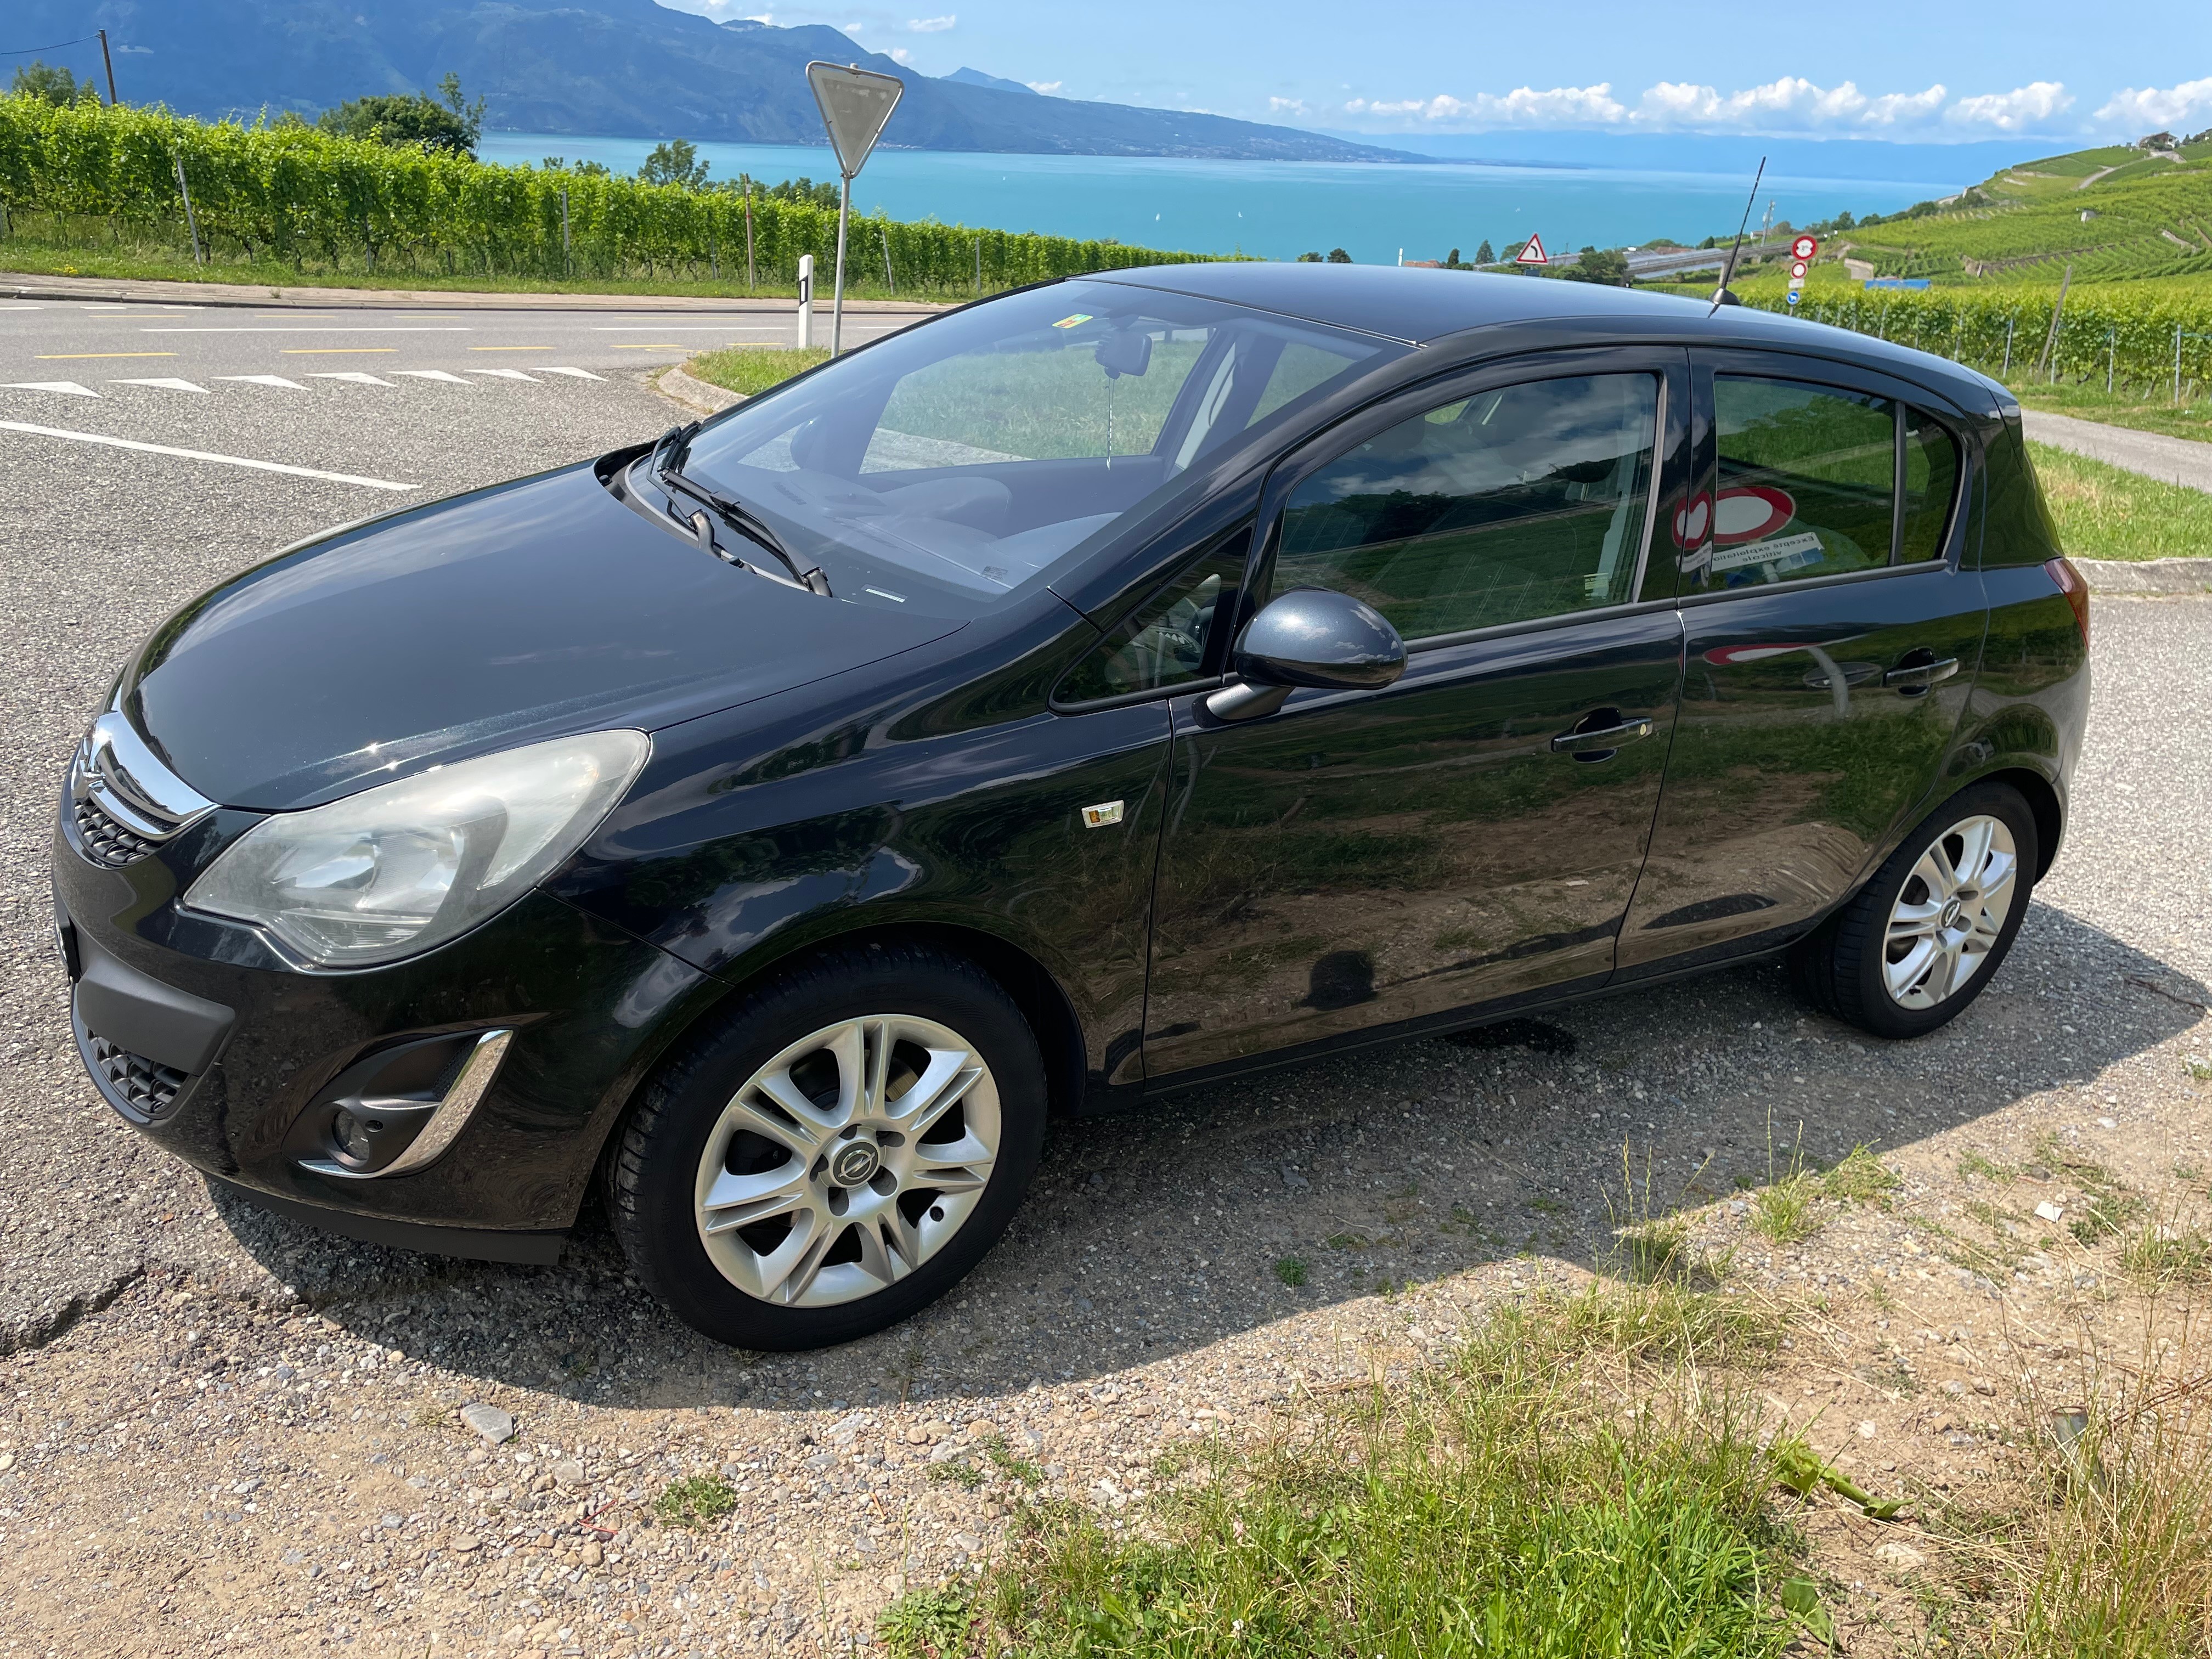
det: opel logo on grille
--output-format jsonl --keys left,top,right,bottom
{"left": 831, "top": 1142, "right": 882, "bottom": 1186}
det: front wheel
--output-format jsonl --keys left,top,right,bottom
{"left": 1789, "top": 781, "right": 2039, "bottom": 1040}
{"left": 608, "top": 944, "right": 1046, "bottom": 1350}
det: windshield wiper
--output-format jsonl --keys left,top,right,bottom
{"left": 648, "top": 423, "right": 831, "bottom": 596}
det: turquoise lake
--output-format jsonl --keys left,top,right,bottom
{"left": 478, "top": 132, "right": 1973, "bottom": 266}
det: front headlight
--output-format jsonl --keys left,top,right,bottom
{"left": 184, "top": 730, "right": 650, "bottom": 968}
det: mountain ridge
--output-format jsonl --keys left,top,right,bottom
{"left": 6, "top": 0, "right": 1432, "bottom": 163}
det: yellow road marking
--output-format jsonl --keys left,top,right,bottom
{"left": 36, "top": 352, "right": 178, "bottom": 359}
{"left": 279, "top": 348, "right": 398, "bottom": 354}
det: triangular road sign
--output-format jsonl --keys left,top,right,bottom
{"left": 1515, "top": 232, "right": 1550, "bottom": 266}
{"left": 806, "top": 61, "right": 905, "bottom": 180}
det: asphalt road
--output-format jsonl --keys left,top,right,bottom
{"left": 2023, "top": 407, "right": 2212, "bottom": 493}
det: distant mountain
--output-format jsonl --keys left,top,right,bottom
{"left": 12, "top": 0, "right": 1430, "bottom": 162}
{"left": 944, "top": 67, "right": 1037, "bottom": 97}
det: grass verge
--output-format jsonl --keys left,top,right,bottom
{"left": 2026, "top": 442, "right": 2212, "bottom": 561}
{"left": 2008, "top": 380, "right": 2212, "bottom": 445}
{"left": 684, "top": 345, "right": 830, "bottom": 398}
{"left": 0, "top": 233, "right": 939, "bottom": 304}
{"left": 885, "top": 1282, "right": 1810, "bottom": 1657}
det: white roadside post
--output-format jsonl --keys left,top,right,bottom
{"left": 805, "top": 60, "right": 905, "bottom": 357}
{"left": 797, "top": 253, "right": 813, "bottom": 348}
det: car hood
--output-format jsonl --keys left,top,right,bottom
{"left": 119, "top": 460, "right": 965, "bottom": 810}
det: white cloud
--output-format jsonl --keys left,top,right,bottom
{"left": 888, "top": 46, "right": 913, "bottom": 63}
{"left": 1026, "top": 80, "right": 1063, "bottom": 94}
{"left": 1944, "top": 81, "right": 2073, "bottom": 131}
{"left": 2095, "top": 76, "right": 2212, "bottom": 134}
{"left": 906, "top": 13, "right": 955, "bottom": 29}
{"left": 1341, "top": 74, "right": 2078, "bottom": 138}
{"left": 1268, "top": 95, "right": 1310, "bottom": 116}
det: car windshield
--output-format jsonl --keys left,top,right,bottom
{"left": 671, "top": 280, "right": 1398, "bottom": 617}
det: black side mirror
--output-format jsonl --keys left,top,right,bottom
{"left": 1206, "top": 587, "right": 1407, "bottom": 721}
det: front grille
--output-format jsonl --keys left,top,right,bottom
{"left": 88, "top": 1032, "right": 189, "bottom": 1119}
{"left": 72, "top": 794, "right": 161, "bottom": 868}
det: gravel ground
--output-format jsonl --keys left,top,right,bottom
{"left": 1, "top": 364, "right": 2208, "bottom": 1656}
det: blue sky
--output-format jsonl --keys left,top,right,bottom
{"left": 663, "top": 0, "right": 2212, "bottom": 145}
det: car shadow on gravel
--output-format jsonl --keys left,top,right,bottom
{"left": 207, "top": 898, "right": 2207, "bottom": 1417}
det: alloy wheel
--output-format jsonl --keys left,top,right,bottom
{"left": 692, "top": 1015, "right": 1001, "bottom": 1307}
{"left": 1882, "top": 813, "right": 2019, "bottom": 1011}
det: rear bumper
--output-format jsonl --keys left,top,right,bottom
{"left": 52, "top": 818, "right": 716, "bottom": 1244}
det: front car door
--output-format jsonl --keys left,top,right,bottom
{"left": 1138, "top": 347, "right": 1694, "bottom": 1081}
{"left": 1618, "top": 348, "right": 1989, "bottom": 974}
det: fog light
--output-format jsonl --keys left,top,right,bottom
{"left": 331, "top": 1107, "right": 374, "bottom": 1164}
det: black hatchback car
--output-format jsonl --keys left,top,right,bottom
{"left": 53, "top": 266, "right": 2089, "bottom": 1349}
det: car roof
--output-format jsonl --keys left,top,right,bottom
{"left": 1086, "top": 261, "right": 1719, "bottom": 346}
{"left": 1085, "top": 261, "right": 2004, "bottom": 416}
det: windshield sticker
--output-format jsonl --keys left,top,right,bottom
{"left": 1051, "top": 313, "right": 1094, "bottom": 329}
{"left": 1709, "top": 531, "right": 1826, "bottom": 574}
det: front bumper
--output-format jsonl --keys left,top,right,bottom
{"left": 52, "top": 816, "right": 716, "bottom": 1252}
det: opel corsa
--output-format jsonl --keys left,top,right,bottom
{"left": 52, "top": 267, "right": 2090, "bottom": 1348}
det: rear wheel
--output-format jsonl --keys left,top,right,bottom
{"left": 1789, "top": 781, "right": 2038, "bottom": 1040}
{"left": 610, "top": 944, "right": 1046, "bottom": 1349}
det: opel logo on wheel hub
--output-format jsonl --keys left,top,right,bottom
{"left": 832, "top": 1142, "right": 881, "bottom": 1186}
{"left": 1938, "top": 897, "right": 1965, "bottom": 930}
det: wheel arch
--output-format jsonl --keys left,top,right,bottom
{"left": 586, "top": 919, "right": 1091, "bottom": 1203}
{"left": 1967, "top": 764, "right": 2064, "bottom": 880}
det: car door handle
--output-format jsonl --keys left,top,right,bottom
{"left": 1882, "top": 657, "right": 1960, "bottom": 693}
{"left": 1551, "top": 717, "right": 1655, "bottom": 753}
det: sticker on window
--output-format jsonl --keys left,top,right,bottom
{"left": 1051, "top": 313, "right": 1094, "bottom": 329}
{"left": 1709, "top": 531, "right": 1826, "bottom": 574}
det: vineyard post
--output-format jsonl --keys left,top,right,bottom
{"left": 709, "top": 224, "right": 719, "bottom": 281}
{"left": 2179, "top": 325, "right": 2185, "bottom": 405}
{"left": 560, "top": 186, "right": 571, "bottom": 276}
{"left": 743, "top": 179, "right": 756, "bottom": 291}
{"left": 881, "top": 223, "right": 893, "bottom": 294}
{"left": 2107, "top": 328, "right": 2115, "bottom": 394}
{"left": 172, "top": 150, "right": 203, "bottom": 267}
{"left": 974, "top": 236, "right": 981, "bottom": 297}
{"left": 2002, "top": 316, "right": 2015, "bottom": 379}
{"left": 2035, "top": 265, "right": 2072, "bottom": 382}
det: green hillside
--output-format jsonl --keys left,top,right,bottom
{"left": 1822, "top": 138, "right": 2212, "bottom": 286}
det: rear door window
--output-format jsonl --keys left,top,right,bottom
{"left": 1266, "top": 373, "right": 1662, "bottom": 640}
{"left": 1701, "top": 376, "right": 1964, "bottom": 588}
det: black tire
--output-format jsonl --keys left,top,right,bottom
{"left": 1788, "top": 780, "right": 2039, "bottom": 1040}
{"left": 608, "top": 943, "right": 1046, "bottom": 1350}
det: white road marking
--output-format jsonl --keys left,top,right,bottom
{"left": 111, "top": 377, "right": 209, "bottom": 394}
{"left": 538, "top": 366, "right": 606, "bottom": 380}
{"left": 0, "top": 422, "right": 415, "bottom": 490}
{"left": 0, "top": 304, "right": 44, "bottom": 311}
{"left": 218, "top": 375, "right": 310, "bottom": 390}
{"left": 469, "top": 368, "right": 538, "bottom": 381}
{"left": 589, "top": 325, "right": 789, "bottom": 332}
{"left": 309, "top": 372, "right": 396, "bottom": 387}
{"left": 3, "top": 380, "right": 99, "bottom": 397}
{"left": 139, "top": 326, "right": 475, "bottom": 334}
{"left": 394, "top": 369, "right": 471, "bottom": 384}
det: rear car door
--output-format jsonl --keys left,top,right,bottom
{"left": 1137, "top": 348, "right": 1694, "bottom": 1080}
{"left": 1618, "top": 348, "right": 1988, "bottom": 974}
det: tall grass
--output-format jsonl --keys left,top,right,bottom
{"left": 891, "top": 1284, "right": 1807, "bottom": 1657}
{"left": 2002, "top": 1310, "right": 2212, "bottom": 1658}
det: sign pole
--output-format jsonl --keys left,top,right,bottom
{"left": 832, "top": 176, "right": 850, "bottom": 357}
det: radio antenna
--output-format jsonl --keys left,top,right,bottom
{"left": 1709, "top": 155, "right": 1768, "bottom": 315}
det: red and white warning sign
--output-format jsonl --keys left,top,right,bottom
{"left": 1515, "top": 232, "right": 1549, "bottom": 266}
{"left": 1791, "top": 234, "right": 1819, "bottom": 261}
{"left": 1790, "top": 259, "right": 1809, "bottom": 281}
